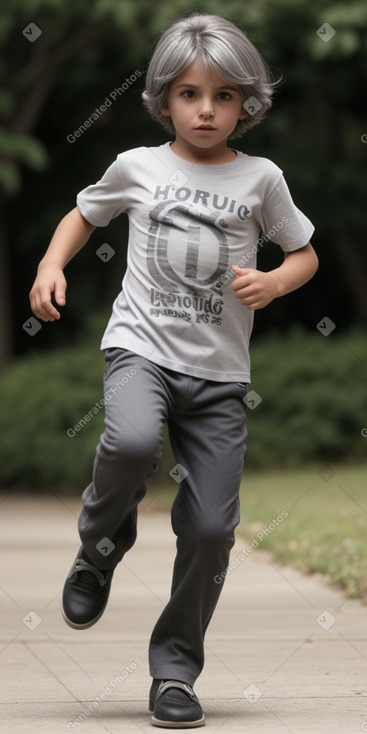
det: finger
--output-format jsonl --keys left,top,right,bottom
{"left": 233, "top": 284, "right": 258, "bottom": 299}
{"left": 241, "top": 300, "right": 258, "bottom": 310}
{"left": 41, "top": 300, "right": 61, "bottom": 320}
{"left": 29, "top": 293, "right": 49, "bottom": 322}
{"left": 33, "top": 301, "right": 59, "bottom": 322}
{"left": 241, "top": 296, "right": 267, "bottom": 310}
{"left": 38, "top": 288, "right": 61, "bottom": 320}
{"left": 231, "top": 275, "right": 252, "bottom": 292}
{"left": 54, "top": 289, "right": 66, "bottom": 307}
{"left": 54, "top": 277, "right": 67, "bottom": 306}
{"left": 232, "top": 265, "right": 250, "bottom": 277}
{"left": 30, "top": 304, "right": 54, "bottom": 322}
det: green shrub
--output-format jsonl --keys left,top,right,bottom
{"left": 0, "top": 319, "right": 366, "bottom": 490}
{"left": 247, "top": 326, "right": 367, "bottom": 468}
{"left": 0, "top": 314, "right": 106, "bottom": 491}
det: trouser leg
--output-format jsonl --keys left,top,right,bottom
{"left": 78, "top": 348, "right": 171, "bottom": 571}
{"left": 149, "top": 378, "right": 248, "bottom": 685}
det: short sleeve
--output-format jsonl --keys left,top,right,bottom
{"left": 261, "top": 174, "right": 315, "bottom": 251}
{"left": 76, "top": 158, "right": 126, "bottom": 227}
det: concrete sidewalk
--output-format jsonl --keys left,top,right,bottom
{"left": 0, "top": 491, "right": 366, "bottom": 734}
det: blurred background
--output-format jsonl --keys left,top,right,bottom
{"left": 0, "top": 0, "right": 366, "bottom": 495}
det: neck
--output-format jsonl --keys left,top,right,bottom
{"left": 170, "top": 139, "right": 237, "bottom": 165}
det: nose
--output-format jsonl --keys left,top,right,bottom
{"left": 199, "top": 95, "right": 215, "bottom": 119}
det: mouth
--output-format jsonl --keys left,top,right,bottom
{"left": 195, "top": 125, "right": 216, "bottom": 130}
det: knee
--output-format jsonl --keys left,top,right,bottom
{"left": 100, "top": 428, "right": 160, "bottom": 469}
{"left": 187, "top": 517, "right": 237, "bottom": 549}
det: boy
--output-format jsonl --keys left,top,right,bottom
{"left": 30, "top": 12, "right": 318, "bottom": 729}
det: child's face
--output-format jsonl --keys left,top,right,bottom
{"left": 161, "top": 57, "right": 247, "bottom": 161}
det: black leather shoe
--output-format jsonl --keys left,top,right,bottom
{"left": 61, "top": 547, "right": 114, "bottom": 629}
{"left": 150, "top": 679, "right": 205, "bottom": 728}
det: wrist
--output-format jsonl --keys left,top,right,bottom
{"left": 38, "top": 258, "right": 64, "bottom": 272}
{"left": 269, "top": 269, "right": 286, "bottom": 298}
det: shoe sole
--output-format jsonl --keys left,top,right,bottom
{"left": 60, "top": 597, "right": 108, "bottom": 630}
{"left": 151, "top": 714, "right": 205, "bottom": 728}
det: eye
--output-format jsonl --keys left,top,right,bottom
{"left": 217, "top": 92, "right": 232, "bottom": 100}
{"left": 182, "top": 90, "right": 197, "bottom": 98}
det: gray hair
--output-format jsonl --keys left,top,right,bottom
{"left": 142, "top": 13, "right": 280, "bottom": 139}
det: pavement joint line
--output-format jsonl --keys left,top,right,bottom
{"left": 2, "top": 508, "right": 367, "bottom": 729}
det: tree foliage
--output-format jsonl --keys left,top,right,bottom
{"left": 1, "top": 0, "right": 367, "bottom": 369}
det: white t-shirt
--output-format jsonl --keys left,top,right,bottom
{"left": 76, "top": 142, "right": 314, "bottom": 382}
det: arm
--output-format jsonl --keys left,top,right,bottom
{"left": 230, "top": 242, "right": 318, "bottom": 310}
{"left": 29, "top": 207, "right": 96, "bottom": 322}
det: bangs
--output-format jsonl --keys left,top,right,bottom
{"left": 142, "top": 13, "right": 280, "bottom": 138}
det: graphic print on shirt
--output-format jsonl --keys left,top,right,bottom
{"left": 147, "top": 199, "right": 228, "bottom": 326}
{"left": 147, "top": 183, "right": 251, "bottom": 326}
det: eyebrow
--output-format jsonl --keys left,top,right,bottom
{"left": 174, "top": 83, "right": 239, "bottom": 92}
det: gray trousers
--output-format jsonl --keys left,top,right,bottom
{"left": 78, "top": 347, "right": 248, "bottom": 686}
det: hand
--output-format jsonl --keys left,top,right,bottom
{"left": 29, "top": 263, "right": 67, "bottom": 322}
{"left": 230, "top": 265, "right": 281, "bottom": 310}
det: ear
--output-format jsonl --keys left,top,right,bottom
{"left": 160, "top": 105, "right": 171, "bottom": 117}
{"left": 238, "top": 108, "right": 248, "bottom": 120}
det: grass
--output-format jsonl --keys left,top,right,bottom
{"left": 237, "top": 464, "right": 367, "bottom": 602}
{"left": 148, "top": 464, "right": 367, "bottom": 602}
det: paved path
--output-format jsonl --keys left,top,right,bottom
{"left": 0, "top": 491, "right": 366, "bottom": 733}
